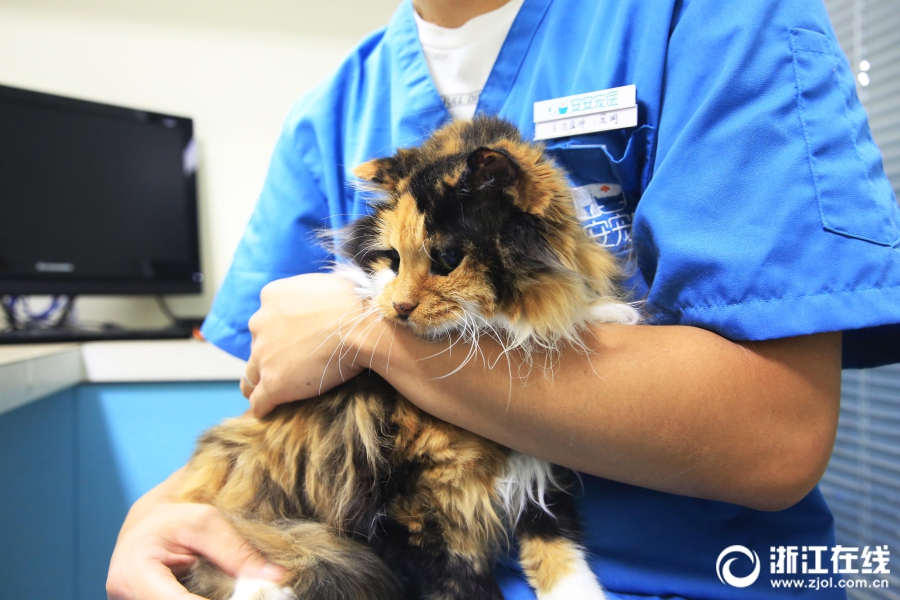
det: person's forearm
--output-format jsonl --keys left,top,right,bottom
{"left": 359, "top": 323, "right": 841, "bottom": 511}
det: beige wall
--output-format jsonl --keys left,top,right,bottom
{"left": 0, "top": 2, "right": 398, "bottom": 327}
{"left": 0, "top": 0, "right": 401, "bottom": 40}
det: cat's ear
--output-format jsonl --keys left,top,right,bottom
{"left": 462, "top": 147, "right": 551, "bottom": 214}
{"left": 353, "top": 150, "right": 413, "bottom": 192}
{"left": 464, "top": 147, "right": 520, "bottom": 191}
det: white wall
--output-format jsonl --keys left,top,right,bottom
{"left": 0, "top": 2, "right": 398, "bottom": 327}
{"left": 0, "top": 0, "right": 402, "bottom": 41}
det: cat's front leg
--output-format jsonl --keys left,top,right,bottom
{"left": 517, "top": 537, "right": 607, "bottom": 600}
{"left": 512, "top": 464, "right": 607, "bottom": 600}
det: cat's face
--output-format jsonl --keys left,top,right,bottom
{"left": 337, "top": 117, "right": 628, "bottom": 344}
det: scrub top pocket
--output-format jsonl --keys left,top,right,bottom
{"left": 789, "top": 27, "right": 900, "bottom": 246}
{"left": 546, "top": 124, "right": 655, "bottom": 257}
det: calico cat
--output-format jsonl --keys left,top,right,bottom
{"left": 177, "top": 116, "right": 639, "bottom": 600}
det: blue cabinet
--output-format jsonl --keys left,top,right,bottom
{"left": 0, "top": 382, "right": 247, "bottom": 600}
{"left": 0, "top": 389, "right": 77, "bottom": 600}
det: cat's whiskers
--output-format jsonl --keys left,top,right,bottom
{"left": 319, "top": 334, "right": 348, "bottom": 395}
{"left": 320, "top": 227, "right": 378, "bottom": 262}
{"left": 415, "top": 317, "right": 467, "bottom": 362}
{"left": 430, "top": 327, "right": 474, "bottom": 380}
{"left": 462, "top": 311, "right": 517, "bottom": 411}
{"left": 325, "top": 228, "right": 370, "bottom": 251}
{"left": 333, "top": 310, "right": 376, "bottom": 383}
{"left": 312, "top": 302, "right": 370, "bottom": 343}
{"left": 418, "top": 298, "right": 506, "bottom": 363}
{"left": 460, "top": 311, "right": 483, "bottom": 370}
{"left": 466, "top": 312, "right": 513, "bottom": 366}
{"left": 305, "top": 304, "right": 372, "bottom": 374}
{"left": 384, "top": 321, "right": 398, "bottom": 376}
{"left": 322, "top": 211, "right": 369, "bottom": 220}
{"left": 343, "top": 308, "right": 393, "bottom": 370}
{"left": 318, "top": 304, "right": 383, "bottom": 394}
{"left": 365, "top": 314, "right": 394, "bottom": 371}
{"left": 329, "top": 237, "right": 380, "bottom": 272}
{"left": 348, "top": 237, "right": 385, "bottom": 268}
{"left": 405, "top": 296, "right": 608, "bottom": 400}
{"left": 430, "top": 307, "right": 486, "bottom": 380}
{"left": 337, "top": 305, "right": 384, "bottom": 354}
{"left": 347, "top": 177, "right": 389, "bottom": 196}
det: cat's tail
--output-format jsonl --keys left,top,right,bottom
{"left": 182, "top": 518, "right": 404, "bottom": 600}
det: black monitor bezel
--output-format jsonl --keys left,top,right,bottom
{"left": 0, "top": 84, "right": 202, "bottom": 296}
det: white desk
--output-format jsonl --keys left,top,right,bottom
{"left": 0, "top": 340, "right": 246, "bottom": 415}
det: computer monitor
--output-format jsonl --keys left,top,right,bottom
{"left": 0, "top": 84, "right": 201, "bottom": 296}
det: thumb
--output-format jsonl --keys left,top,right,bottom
{"left": 173, "top": 504, "right": 286, "bottom": 581}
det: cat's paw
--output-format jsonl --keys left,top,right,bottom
{"left": 228, "top": 577, "right": 297, "bottom": 600}
{"left": 537, "top": 559, "right": 608, "bottom": 600}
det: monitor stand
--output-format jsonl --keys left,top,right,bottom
{"left": 0, "top": 296, "right": 199, "bottom": 345}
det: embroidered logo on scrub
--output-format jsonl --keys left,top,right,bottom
{"left": 571, "top": 183, "right": 633, "bottom": 251}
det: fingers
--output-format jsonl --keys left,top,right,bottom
{"left": 249, "top": 288, "right": 274, "bottom": 334}
{"left": 240, "top": 377, "right": 254, "bottom": 399}
{"left": 243, "top": 308, "right": 262, "bottom": 400}
{"left": 106, "top": 502, "right": 286, "bottom": 600}
{"left": 107, "top": 520, "right": 217, "bottom": 600}
{"left": 249, "top": 380, "right": 277, "bottom": 419}
{"left": 241, "top": 273, "right": 369, "bottom": 416}
{"left": 174, "top": 504, "right": 286, "bottom": 581}
{"left": 241, "top": 353, "right": 261, "bottom": 399}
{"left": 107, "top": 560, "right": 211, "bottom": 600}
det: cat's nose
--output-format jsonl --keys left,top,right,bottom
{"left": 393, "top": 301, "right": 419, "bottom": 318}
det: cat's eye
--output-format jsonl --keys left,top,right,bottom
{"left": 387, "top": 249, "right": 400, "bottom": 273}
{"left": 440, "top": 249, "right": 462, "bottom": 269}
{"left": 431, "top": 248, "right": 463, "bottom": 276}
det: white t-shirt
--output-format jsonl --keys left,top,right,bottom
{"left": 413, "top": 0, "right": 525, "bottom": 120}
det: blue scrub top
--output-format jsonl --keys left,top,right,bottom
{"left": 201, "top": 0, "right": 900, "bottom": 597}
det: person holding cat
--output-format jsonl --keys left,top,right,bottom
{"left": 108, "top": 0, "right": 900, "bottom": 599}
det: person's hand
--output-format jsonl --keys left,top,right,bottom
{"left": 107, "top": 472, "right": 286, "bottom": 599}
{"left": 241, "top": 273, "right": 388, "bottom": 418}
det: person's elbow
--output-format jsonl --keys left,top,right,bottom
{"left": 743, "top": 392, "right": 840, "bottom": 512}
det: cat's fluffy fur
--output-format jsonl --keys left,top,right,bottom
{"left": 177, "top": 117, "right": 638, "bottom": 600}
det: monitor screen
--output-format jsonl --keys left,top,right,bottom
{"left": 0, "top": 84, "right": 201, "bottom": 295}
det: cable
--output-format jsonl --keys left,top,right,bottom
{"left": 1, "top": 296, "right": 18, "bottom": 331}
{"left": 52, "top": 296, "right": 76, "bottom": 329}
{"left": 21, "top": 296, "right": 63, "bottom": 322}
{"left": 155, "top": 295, "right": 179, "bottom": 326}
{"left": 0, "top": 295, "right": 75, "bottom": 330}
